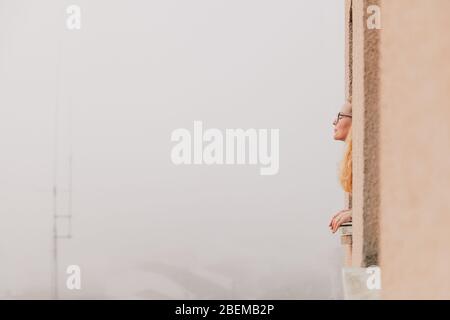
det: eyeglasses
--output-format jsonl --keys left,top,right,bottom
{"left": 333, "top": 112, "right": 352, "bottom": 125}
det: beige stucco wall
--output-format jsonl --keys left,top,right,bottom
{"left": 350, "top": 0, "right": 381, "bottom": 268}
{"left": 378, "top": 0, "right": 450, "bottom": 299}
{"left": 348, "top": 0, "right": 450, "bottom": 298}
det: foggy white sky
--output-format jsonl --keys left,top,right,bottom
{"left": 0, "top": 0, "right": 346, "bottom": 299}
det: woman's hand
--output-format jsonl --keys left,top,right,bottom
{"left": 328, "top": 209, "right": 347, "bottom": 228}
{"left": 329, "top": 209, "right": 352, "bottom": 233}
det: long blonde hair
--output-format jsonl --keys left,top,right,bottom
{"left": 339, "top": 127, "right": 352, "bottom": 194}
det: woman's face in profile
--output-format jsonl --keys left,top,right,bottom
{"left": 333, "top": 113, "right": 352, "bottom": 141}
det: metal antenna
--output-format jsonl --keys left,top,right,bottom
{"left": 52, "top": 18, "right": 61, "bottom": 300}
{"left": 52, "top": 4, "right": 73, "bottom": 299}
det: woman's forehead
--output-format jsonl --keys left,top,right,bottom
{"left": 340, "top": 102, "right": 352, "bottom": 115}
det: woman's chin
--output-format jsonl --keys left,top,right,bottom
{"left": 334, "top": 133, "right": 345, "bottom": 141}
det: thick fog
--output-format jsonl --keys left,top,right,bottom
{"left": 0, "top": 0, "right": 346, "bottom": 299}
